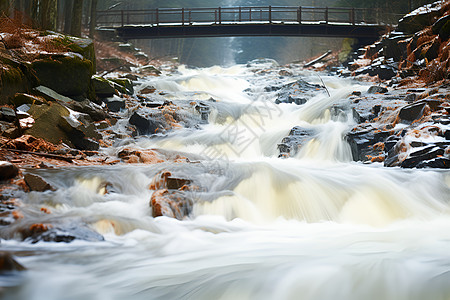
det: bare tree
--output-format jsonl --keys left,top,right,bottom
{"left": 70, "top": 0, "right": 83, "bottom": 37}
{"left": 0, "top": 0, "right": 10, "bottom": 17}
{"left": 89, "top": 0, "right": 97, "bottom": 38}
{"left": 63, "top": 0, "right": 73, "bottom": 34}
{"left": 40, "top": 0, "right": 58, "bottom": 30}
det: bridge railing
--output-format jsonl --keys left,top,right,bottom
{"left": 96, "top": 6, "right": 383, "bottom": 28}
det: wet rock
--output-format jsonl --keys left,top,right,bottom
{"left": 0, "top": 161, "right": 19, "bottom": 181}
{"left": 0, "top": 253, "right": 25, "bottom": 272}
{"left": 139, "top": 86, "right": 156, "bottom": 94}
{"left": 150, "top": 189, "right": 192, "bottom": 220}
{"left": 275, "top": 79, "right": 323, "bottom": 105}
{"left": 129, "top": 111, "right": 163, "bottom": 135}
{"left": 110, "top": 78, "right": 134, "bottom": 95}
{"left": 25, "top": 101, "right": 100, "bottom": 150}
{"left": 401, "top": 147, "right": 445, "bottom": 168}
{"left": 102, "top": 96, "right": 125, "bottom": 112}
{"left": 138, "top": 65, "right": 161, "bottom": 76}
{"left": 404, "top": 93, "right": 417, "bottom": 103}
{"left": 92, "top": 76, "right": 117, "bottom": 98}
{"left": 118, "top": 148, "right": 164, "bottom": 164}
{"left": 194, "top": 102, "right": 210, "bottom": 122}
{"left": 278, "top": 126, "right": 315, "bottom": 158}
{"left": 367, "top": 86, "right": 388, "bottom": 94}
{"left": 24, "top": 173, "right": 55, "bottom": 192}
{"left": 346, "top": 127, "right": 390, "bottom": 162}
{"left": 23, "top": 223, "right": 104, "bottom": 243}
{"left": 31, "top": 53, "right": 94, "bottom": 98}
{"left": 416, "top": 157, "right": 450, "bottom": 168}
{"left": 398, "top": 102, "right": 427, "bottom": 123}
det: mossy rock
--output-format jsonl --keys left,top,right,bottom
{"left": 0, "top": 54, "right": 38, "bottom": 105}
{"left": 110, "top": 78, "right": 134, "bottom": 95}
{"left": 31, "top": 53, "right": 93, "bottom": 98}
{"left": 44, "top": 32, "right": 96, "bottom": 73}
{"left": 92, "top": 76, "right": 116, "bottom": 98}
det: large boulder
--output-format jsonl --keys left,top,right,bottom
{"left": 398, "top": 1, "right": 444, "bottom": 34}
{"left": 25, "top": 101, "right": 100, "bottom": 150}
{"left": 31, "top": 53, "right": 94, "bottom": 98}
{"left": 0, "top": 53, "right": 38, "bottom": 105}
{"left": 0, "top": 161, "right": 19, "bottom": 181}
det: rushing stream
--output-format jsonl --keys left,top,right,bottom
{"left": 2, "top": 62, "right": 450, "bottom": 300}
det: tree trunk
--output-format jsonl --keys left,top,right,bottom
{"left": 70, "top": 0, "right": 83, "bottom": 37}
{"left": 89, "top": 0, "right": 97, "bottom": 38}
{"left": 40, "top": 0, "right": 57, "bottom": 30}
{"left": 0, "top": 0, "right": 10, "bottom": 17}
{"left": 63, "top": 0, "right": 73, "bottom": 34}
{"left": 30, "top": 0, "right": 39, "bottom": 27}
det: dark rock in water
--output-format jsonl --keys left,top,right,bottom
{"left": 346, "top": 127, "right": 390, "bottom": 162}
{"left": 150, "top": 189, "right": 192, "bottom": 220}
{"left": 24, "top": 173, "right": 55, "bottom": 192}
{"left": 416, "top": 158, "right": 450, "bottom": 169}
{"left": 416, "top": 99, "right": 441, "bottom": 111}
{"left": 0, "top": 253, "right": 25, "bottom": 272}
{"left": 401, "top": 147, "right": 445, "bottom": 168}
{"left": 367, "top": 86, "right": 388, "bottom": 94}
{"left": 102, "top": 97, "right": 125, "bottom": 112}
{"left": 275, "top": 79, "right": 323, "bottom": 105}
{"left": 195, "top": 102, "right": 210, "bottom": 122}
{"left": 0, "top": 161, "right": 19, "bottom": 181}
{"left": 24, "top": 223, "right": 104, "bottom": 243}
{"left": 278, "top": 126, "right": 315, "bottom": 158}
{"left": 355, "top": 64, "right": 397, "bottom": 80}
{"left": 166, "top": 177, "right": 191, "bottom": 190}
{"left": 398, "top": 102, "right": 427, "bottom": 123}
{"left": 129, "top": 111, "right": 162, "bottom": 135}
{"left": 404, "top": 93, "right": 417, "bottom": 103}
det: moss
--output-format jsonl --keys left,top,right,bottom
{"left": 110, "top": 78, "right": 134, "bottom": 95}
{"left": 31, "top": 54, "right": 93, "bottom": 97}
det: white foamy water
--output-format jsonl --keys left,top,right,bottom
{"left": 1, "top": 64, "right": 450, "bottom": 300}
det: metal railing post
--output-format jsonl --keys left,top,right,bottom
{"left": 351, "top": 8, "right": 355, "bottom": 25}
{"left": 219, "top": 7, "right": 221, "bottom": 24}
{"left": 182, "top": 8, "right": 184, "bottom": 25}
{"left": 121, "top": 10, "right": 124, "bottom": 27}
{"left": 297, "top": 6, "right": 301, "bottom": 23}
{"left": 269, "top": 6, "right": 272, "bottom": 24}
{"left": 156, "top": 8, "right": 159, "bottom": 25}
{"left": 239, "top": 6, "right": 241, "bottom": 22}
{"left": 325, "top": 7, "right": 328, "bottom": 24}
{"left": 249, "top": 7, "right": 252, "bottom": 21}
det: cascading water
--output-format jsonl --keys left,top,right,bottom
{"left": 1, "top": 62, "right": 450, "bottom": 300}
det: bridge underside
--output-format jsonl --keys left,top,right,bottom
{"left": 114, "top": 23, "right": 385, "bottom": 42}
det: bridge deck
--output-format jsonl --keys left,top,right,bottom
{"left": 97, "top": 6, "right": 388, "bottom": 40}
